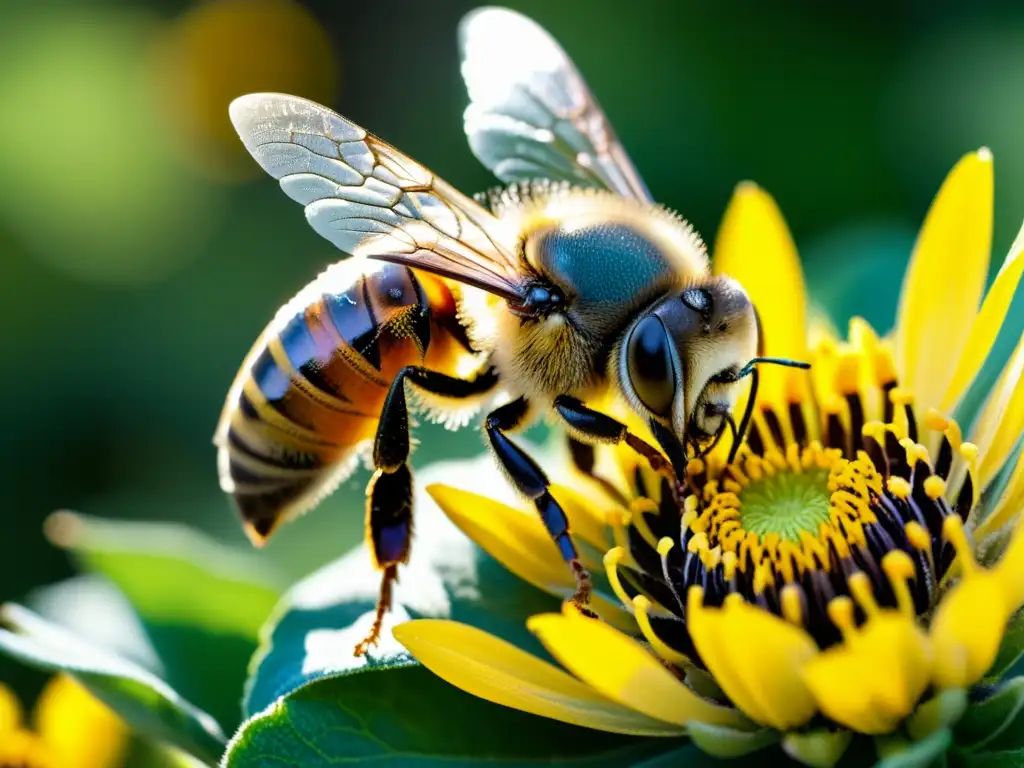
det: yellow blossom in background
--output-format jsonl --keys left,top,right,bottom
{"left": 393, "top": 149, "right": 1024, "bottom": 765}
{"left": 0, "top": 675, "right": 128, "bottom": 768}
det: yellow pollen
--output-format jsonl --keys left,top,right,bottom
{"left": 887, "top": 476, "right": 911, "bottom": 499}
{"left": 656, "top": 536, "right": 675, "bottom": 558}
{"left": 899, "top": 438, "right": 930, "bottom": 468}
{"left": 903, "top": 521, "right": 932, "bottom": 551}
{"left": 923, "top": 476, "right": 946, "bottom": 500}
{"left": 632, "top": 595, "right": 690, "bottom": 665}
{"left": 722, "top": 550, "right": 738, "bottom": 581}
{"left": 959, "top": 442, "right": 979, "bottom": 463}
{"left": 882, "top": 550, "right": 917, "bottom": 616}
{"left": 688, "top": 531, "right": 709, "bottom": 555}
{"left": 780, "top": 584, "right": 804, "bottom": 626}
{"left": 686, "top": 458, "right": 705, "bottom": 476}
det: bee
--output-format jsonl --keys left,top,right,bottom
{"left": 216, "top": 7, "right": 809, "bottom": 655}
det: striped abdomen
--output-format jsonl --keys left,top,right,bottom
{"left": 215, "top": 259, "right": 480, "bottom": 544}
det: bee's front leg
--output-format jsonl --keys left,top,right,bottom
{"left": 553, "top": 396, "right": 682, "bottom": 494}
{"left": 484, "top": 397, "right": 596, "bottom": 617}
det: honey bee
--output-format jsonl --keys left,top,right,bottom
{"left": 216, "top": 7, "right": 809, "bottom": 655}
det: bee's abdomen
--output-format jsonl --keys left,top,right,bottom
{"left": 215, "top": 262, "right": 475, "bottom": 544}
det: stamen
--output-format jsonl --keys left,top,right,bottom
{"left": 941, "top": 516, "right": 976, "bottom": 576}
{"left": 628, "top": 499, "right": 661, "bottom": 549}
{"left": 603, "top": 547, "right": 638, "bottom": 610}
{"left": 780, "top": 583, "right": 804, "bottom": 626}
{"left": 882, "top": 550, "right": 916, "bottom": 616}
{"left": 827, "top": 596, "right": 857, "bottom": 640}
{"left": 848, "top": 571, "right": 879, "bottom": 617}
{"left": 633, "top": 595, "right": 691, "bottom": 665}
{"left": 607, "top": 509, "right": 634, "bottom": 560}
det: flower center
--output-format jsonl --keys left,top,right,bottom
{"left": 737, "top": 466, "right": 831, "bottom": 542}
{"left": 604, "top": 334, "right": 981, "bottom": 655}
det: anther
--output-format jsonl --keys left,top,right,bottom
{"left": 657, "top": 536, "right": 675, "bottom": 558}
{"left": 923, "top": 476, "right": 946, "bottom": 500}
{"left": 633, "top": 595, "right": 691, "bottom": 665}
{"left": 780, "top": 584, "right": 804, "bottom": 626}
{"left": 925, "top": 410, "right": 950, "bottom": 432}
{"left": 887, "top": 476, "right": 912, "bottom": 499}
{"left": 903, "top": 521, "right": 932, "bottom": 552}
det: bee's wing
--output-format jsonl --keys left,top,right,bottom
{"left": 229, "top": 93, "right": 526, "bottom": 302}
{"left": 459, "top": 7, "right": 651, "bottom": 202}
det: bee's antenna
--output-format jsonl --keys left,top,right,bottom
{"left": 727, "top": 356, "right": 811, "bottom": 463}
{"left": 729, "top": 367, "right": 759, "bottom": 463}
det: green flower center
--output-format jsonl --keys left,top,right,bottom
{"left": 738, "top": 468, "right": 831, "bottom": 542}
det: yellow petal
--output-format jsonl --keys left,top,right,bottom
{"left": 971, "top": 333, "right": 1024, "bottom": 490}
{"left": 980, "top": 450, "right": 1024, "bottom": 538}
{"left": 393, "top": 619, "right": 685, "bottom": 736}
{"left": 0, "top": 730, "right": 56, "bottom": 768}
{"left": 527, "top": 609, "right": 748, "bottom": 729}
{"left": 942, "top": 219, "right": 1024, "bottom": 412}
{"left": 34, "top": 675, "right": 128, "bottom": 768}
{"left": 713, "top": 182, "right": 808, "bottom": 406}
{"left": 802, "top": 613, "right": 931, "bottom": 734}
{"left": 427, "top": 484, "right": 576, "bottom": 592}
{"left": 0, "top": 683, "right": 23, "bottom": 734}
{"left": 993, "top": 518, "right": 1024, "bottom": 611}
{"left": 930, "top": 571, "right": 1009, "bottom": 688}
{"left": 686, "top": 591, "right": 818, "bottom": 730}
{"left": 895, "top": 149, "right": 993, "bottom": 417}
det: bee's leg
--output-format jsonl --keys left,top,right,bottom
{"left": 554, "top": 395, "right": 681, "bottom": 488}
{"left": 356, "top": 365, "right": 499, "bottom": 657}
{"left": 485, "top": 397, "right": 597, "bottom": 617}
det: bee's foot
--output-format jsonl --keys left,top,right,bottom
{"left": 352, "top": 564, "right": 398, "bottom": 657}
{"left": 568, "top": 558, "right": 597, "bottom": 618}
{"left": 353, "top": 630, "right": 381, "bottom": 658}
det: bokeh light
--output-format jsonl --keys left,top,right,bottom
{"left": 0, "top": 9, "right": 221, "bottom": 284}
{"left": 152, "top": 0, "right": 338, "bottom": 181}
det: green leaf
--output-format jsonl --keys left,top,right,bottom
{"left": 244, "top": 453, "right": 562, "bottom": 716}
{"left": 907, "top": 689, "right": 968, "bottom": 741}
{"left": 782, "top": 729, "right": 853, "bottom": 768}
{"left": 686, "top": 721, "right": 780, "bottom": 758}
{"left": 0, "top": 604, "right": 225, "bottom": 766}
{"left": 955, "top": 677, "right": 1024, "bottom": 751}
{"left": 874, "top": 730, "right": 952, "bottom": 768}
{"left": 987, "top": 608, "right": 1024, "bottom": 682}
{"left": 47, "top": 511, "right": 281, "bottom": 732}
{"left": 226, "top": 664, "right": 673, "bottom": 767}
{"left": 949, "top": 749, "right": 1024, "bottom": 767}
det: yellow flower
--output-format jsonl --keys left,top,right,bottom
{"left": 0, "top": 675, "right": 128, "bottom": 768}
{"left": 392, "top": 149, "right": 1024, "bottom": 765}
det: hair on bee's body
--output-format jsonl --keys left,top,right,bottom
{"left": 219, "top": 7, "right": 811, "bottom": 657}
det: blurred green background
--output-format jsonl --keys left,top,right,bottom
{"left": 2, "top": 0, "right": 1023, "bottom": 695}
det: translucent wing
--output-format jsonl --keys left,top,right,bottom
{"left": 229, "top": 93, "right": 525, "bottom": 302}
{"left": 459, "top": 7, "right": 651, "bottom": 202}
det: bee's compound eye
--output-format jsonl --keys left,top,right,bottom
{"left": 626, "top": 315, "right": 677, "bottom": 417}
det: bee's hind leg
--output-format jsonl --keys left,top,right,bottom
{"left": 356, "top": 365, "right": 500, "bottom": 657}
{"left": 485, "top": 397, "right": 597, "bottom": 617}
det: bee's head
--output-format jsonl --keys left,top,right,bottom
{"left": 619, "top": 276, "right": 759, "bottom": 453}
